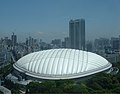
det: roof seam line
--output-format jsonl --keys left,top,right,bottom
{"left": 55, "top": 49, "right": 64, "bottom": 75}
{"left": 61, "top": 49, "right": 68, "bottom": 75}
{"left": 50, "top": 49, "right": 61, "bottom": 75}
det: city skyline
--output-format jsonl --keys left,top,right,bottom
{"left": 0, "top": 0, "right": 120, "bottom": 43}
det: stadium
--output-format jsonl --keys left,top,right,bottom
{"left": 12, "top": 49, "right": 112, "bottom": 80}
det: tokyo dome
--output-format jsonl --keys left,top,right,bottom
{"left": 13, "top": 49, "right": 112, "bottom": 80}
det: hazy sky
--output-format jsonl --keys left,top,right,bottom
{"left": 0, "top": 0, "right": 120, "bottom": 43}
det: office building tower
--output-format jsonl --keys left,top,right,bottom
{"left": 11, "top": 32, "right": 17, "bottom": 47}
{"left": 69, "top": 19, "right": 85, "bottom": 50}
{"left": 64, "top": 37, "right": 69, "bottom": 48}
{"left": 111, "top": 37, "right": 119, "bottom": 52}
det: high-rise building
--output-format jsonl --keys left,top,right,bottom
{"left": 111, "top": 37, "right": 119, "bottom": 52}
{"left": 11, "top": 32, "right": 17, "bottom": 47}
{"left": 69, "top": 19, "right": 85, "bottom": 50}
{"left": 64, "top": 37, "right": 69, "bottom": 48}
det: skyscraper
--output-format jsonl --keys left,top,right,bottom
{"left": 11, "top": 32, "right": 17, "bottom": 47}
{"left": 69, "top": 19, "right": 85, "bottom": 50}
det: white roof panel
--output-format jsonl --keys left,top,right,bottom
{"left": 13, "top": 49, "right": 112, "bottom": 80}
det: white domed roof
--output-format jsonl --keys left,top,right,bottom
{"left": 13, "top": 49, "right": 112, "bottom": 80}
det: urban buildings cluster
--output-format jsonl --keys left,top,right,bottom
{"left": 0, "top": 19, "right": 120, "bottom": 66}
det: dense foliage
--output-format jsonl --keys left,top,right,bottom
{"left": 0, "top": 61, "right": 13, "bottom": 77}
{"left": 1, "top": 62, "right": 120, "bottom": 93}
